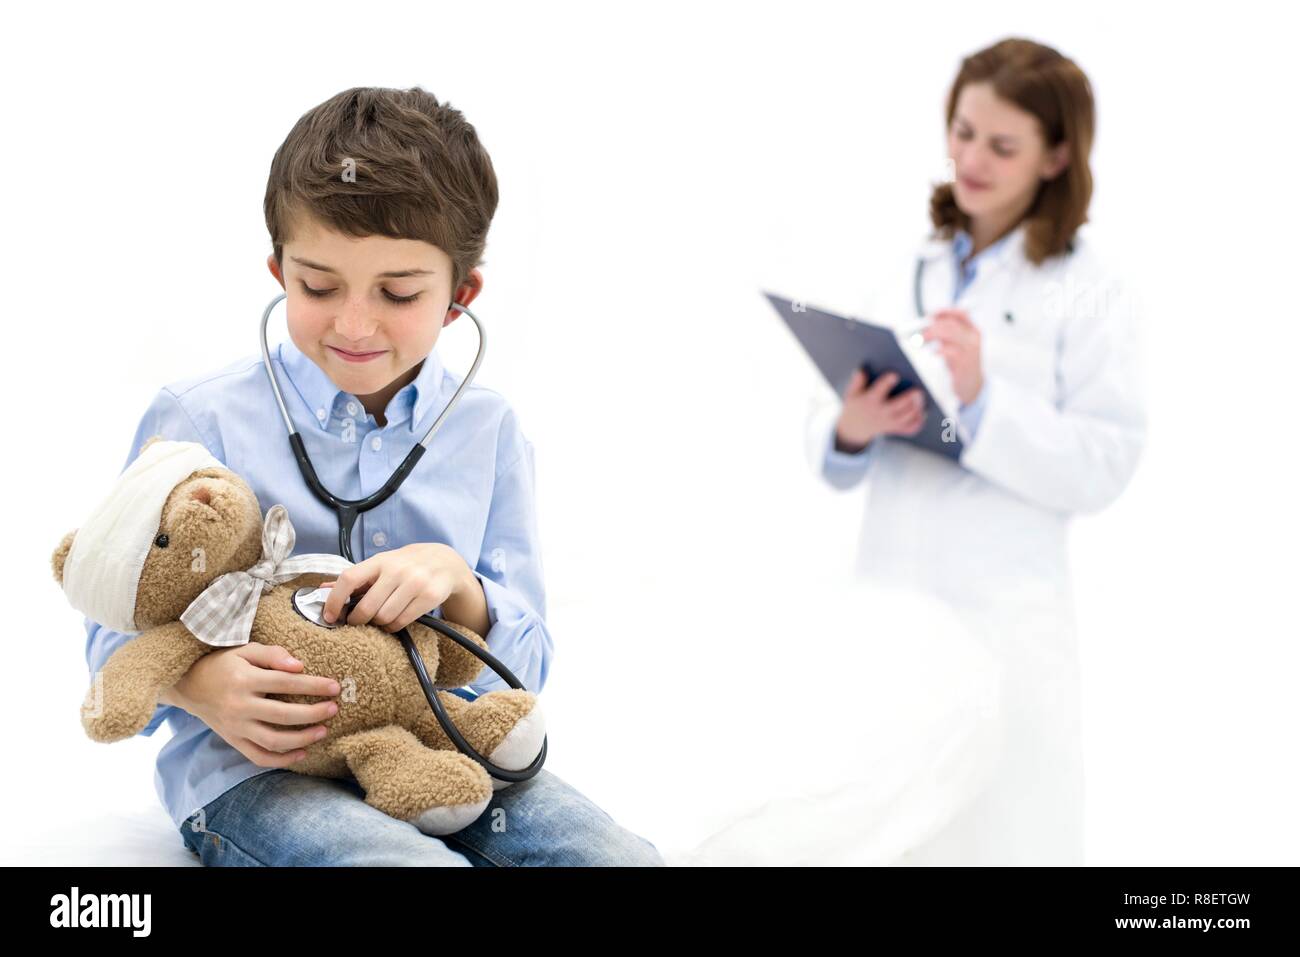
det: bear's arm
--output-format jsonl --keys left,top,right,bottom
{"left": 82, "top": 620, "right": 213, "bottom": 743}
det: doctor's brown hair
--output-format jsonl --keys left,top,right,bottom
{"left": 263, "top": 86, "right": 499, "bottom": 292}
{"left": 929, "top": 38, "right": 1094, "bottom": 265}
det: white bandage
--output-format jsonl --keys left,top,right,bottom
{"left": 62, "top": 439, "right": 224, "bottom": 634}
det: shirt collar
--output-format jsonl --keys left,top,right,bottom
{"left": 952, "top": 221, "right": 1024, "bottom": 268}
{"left": 277, "top": 338, "right": 446, "bottom": 435}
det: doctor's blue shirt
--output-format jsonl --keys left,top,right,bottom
{"left": 83, "top": 338, "right": 553, "bottom": 829}
{"left": 946, "top": 226, "right": 1012, "bottom": 436}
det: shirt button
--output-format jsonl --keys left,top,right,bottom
{"left": 372, "top": 531, "right": 387, "bottom": 547}
{"left": 316, "top": 408, "right": 327, "bottom": 422}
{"left": 370, "top": 435, "right": 382, "bottom": 451}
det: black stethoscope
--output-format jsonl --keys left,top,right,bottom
{"left": 258, "top": 291, "right": 546, "bottom": 783}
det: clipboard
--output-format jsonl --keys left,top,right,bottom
{"left": 764, "top": 291, "right": 962, "bottom": 461}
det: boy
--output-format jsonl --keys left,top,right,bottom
{"left": 84, "top": 86, "right": 663, "bottom": 866}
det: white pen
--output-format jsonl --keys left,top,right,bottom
{"left": 898, "top": 320, "right": 936, "bottom": 348}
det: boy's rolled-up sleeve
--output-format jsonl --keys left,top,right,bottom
{"left": 81, "top": 387, "right": 225, "bottom": 737}
{"left": 466, "top": 416, "right": 554, "bottom": 696}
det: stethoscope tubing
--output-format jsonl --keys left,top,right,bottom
{"left": 259, "top": 292, "right": 546, "bottom": 782}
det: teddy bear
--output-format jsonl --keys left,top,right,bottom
{"left": 51, "top": 435, "right": 546, "bottom": 835}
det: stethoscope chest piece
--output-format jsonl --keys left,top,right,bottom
{"left": 291, "top": 585, "right": 348, "bottom": 629}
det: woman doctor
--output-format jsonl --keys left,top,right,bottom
{"left": 804, "top": 38, "right": 1145, "bottom": 865}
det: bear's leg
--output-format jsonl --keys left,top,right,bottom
{"left": 328, "top": 725, "right": 493, "bottom": 836}
{"left": 410, "top": 691, "right": 546, "bottom": 791}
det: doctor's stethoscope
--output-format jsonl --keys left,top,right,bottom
{"left": 911, "top": 237, "right": 1075, "bottom": 323}
{"left": 258, "top": 291, "right": 546, "bottom": 783}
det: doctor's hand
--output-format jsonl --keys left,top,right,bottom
{"left": 318, "top": 542, "right": 490, "bottom": 637}
{"left": 921, "top": 308, "right": 984, "bottom": 405}
{"left": 834, "top": 369, "right": 927, "bottom": 453}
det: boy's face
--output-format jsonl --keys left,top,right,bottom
{"left": 267, "top": 210, "right": 482, "bottom": 405}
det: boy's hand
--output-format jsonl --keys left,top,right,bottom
{"left": 320, "top": 543, "right": 486, "bottom": 635}
{"left": 161, "top": 644, "right": 340, "bottom": 767}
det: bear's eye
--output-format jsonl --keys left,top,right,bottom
{"left": 155, "top": 533, "right": 170, "bottom": 548}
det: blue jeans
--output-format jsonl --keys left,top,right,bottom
{"left": 178, "top": 692, "right": 663, "bottom": 866}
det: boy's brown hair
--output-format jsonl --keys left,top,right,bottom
{"left": 264, "top": 86, "right": 499, "bottom": 291}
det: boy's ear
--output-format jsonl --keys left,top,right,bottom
{"left": 267, "top": 254, "right": 286, "bottom": 288}
{"left": 446, "top": 268, "right": 484, "bottom": 326}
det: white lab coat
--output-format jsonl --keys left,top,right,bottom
{"left": 804, "top": 221, "right": 1145, "bottom": 865}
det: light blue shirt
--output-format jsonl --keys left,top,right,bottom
{"left": 822, "top": 226, "right": 1013, "bottom": 479}
{"left": 84, "top": 337, "right": 553, "bottom": 829}
{"left": 951, "top": 227, "right": 1013, "bottom": 301}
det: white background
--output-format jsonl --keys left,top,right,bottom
{"left": 2, "top": 0, "right": 1296, "bottom": 864}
